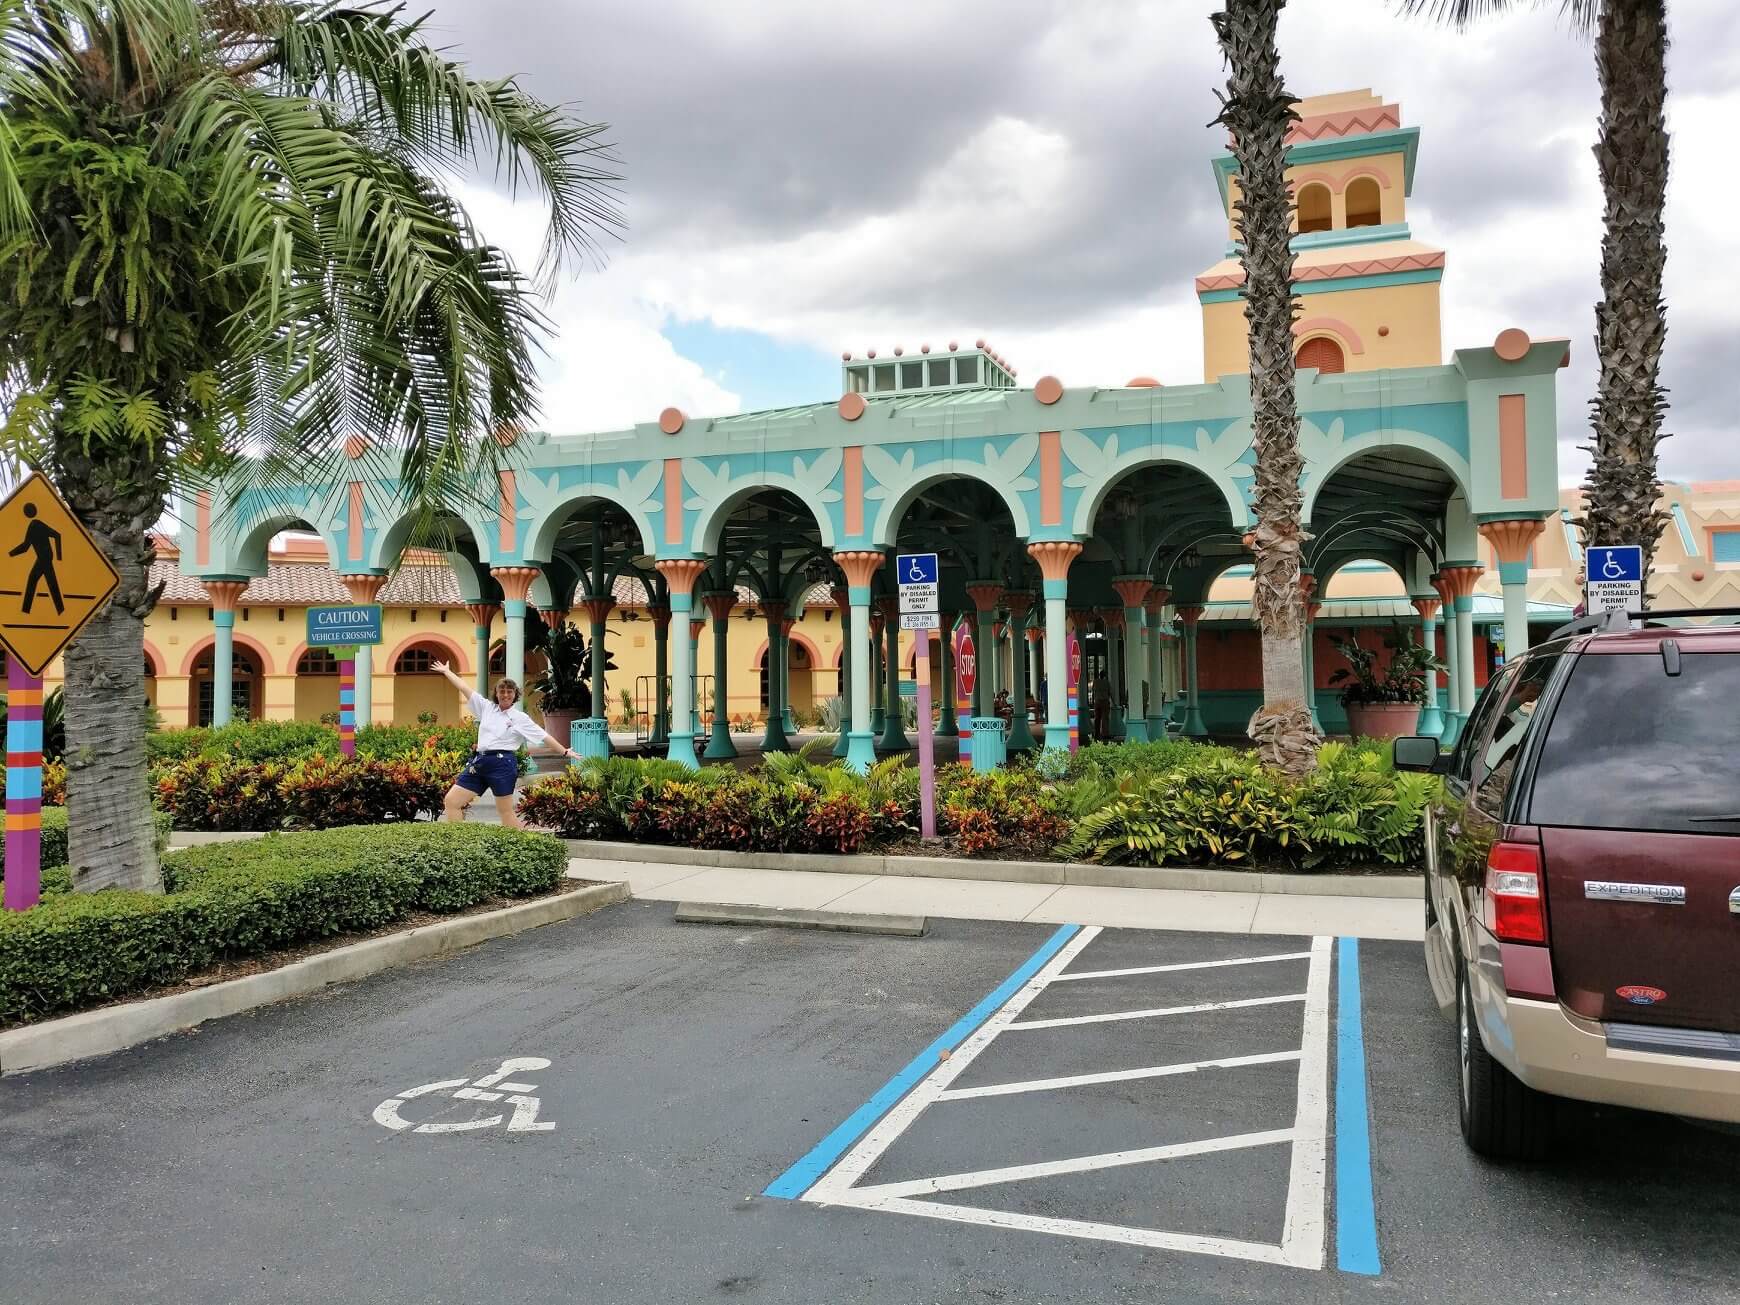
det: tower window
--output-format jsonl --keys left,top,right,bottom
{"left": 1295, "top": 336, "right": 1346, "bottom": 374}
{"left": 1346, "top": 177, "right": 1381, "bottom": 228}
{"left": 1297, "top": 183, "right": 1332, "bottom": 234}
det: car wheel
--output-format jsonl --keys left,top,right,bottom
{"left": 1458, "top": 964, "right": 1552, "bottom": 1161}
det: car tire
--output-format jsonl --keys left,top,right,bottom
{"left": 1458, "top": 965, "right": 1552, "bottom": 1161}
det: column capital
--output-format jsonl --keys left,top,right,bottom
{"left": 779, "top": 616, "right": 796, "bottom": 637}
{"left": 761, "top": 600, "right": 788, "bottom": 624}
{"left": 579, "top": 597, "right": 615, "bottom": 625}
{"left": 1174, "top": 605, "right": 1204, "bottom": 627}
{"left": 1434, "top": 565, "right": 1483, "bottom": 602}
{"left": 654, "top": 558, "right": 708, "bottom": 598}
{"left": 1144, "top": 587, "right": 1172, "bottom": 614}
{"left": 689, "top": 617, "right": 706, "bottom": 642}
{"left": 1410, "top": 596, "right": 1442, "bottom": 621}
{"left": 1025, "top": 626, "right": 1043, "bottom": 643}
{"left": 202, "top": 579, "right": 249, "bottom": 612}
{"left": 1098, "top": 606, "right": 1126, "bottom": 630}
{"left": 833, "top": 550, "right": 885, "bottom": 589}
{"left": 463, "top": 602, "right": 500, "bottom": 629}
{"left": 702, "top": 591, "right": 736, "bottom": 622}
{"left": 1001, "top": 591, "right": 1035, "bottom": 618}
{"left": 1478, "top": 517, "right": 1547, "bottom": 566}
{"left": 338, "top": 573, "right": 388, "bottom": 605}
{"left": 1110, "top": 577, "right": 1153, "bottom": 609}
{"left": 646, "top": 603, "right": 672, "bottom": 631}
{"left": 964, "top": 583, "right": 1004, "bottom": 614}
{"left": 490, "top": 566, "right": 540, "bottom": 604}
{"left": 830, "top": 585, "right": 851, "bottom": 613}
{"left": 542, "top": 607, "right": 570, "bottom": 630}
{"left": 1026, "top": 540, "right": 1082, "bottom": 583}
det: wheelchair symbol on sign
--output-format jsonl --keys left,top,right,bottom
{"left": 1601, "top": 553, "right": 1626, "bottom": 579}
{"left": 373, "top": 1057, "right": 556, "bottom": 1134}
{"left": 908, "top": 557, "right": 927, "bottom": 582}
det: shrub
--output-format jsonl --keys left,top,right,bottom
{"left": 0, "top": 823, "right": 566, "bottom": 1026}
{"left": 41, "top": 761, "right": 66, "bottom": 804}
{"left": 939, "top": 766, "right": 1070, "bottom": 859}
{"left": 151, "top": 749, "right": 461, "bottom": 831}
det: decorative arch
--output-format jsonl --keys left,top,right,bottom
{"left": 219, "top": 505, "right": 345, "bottom": 579}
{"left": 870, "top": 467, "right": 1033, "bottom": 550}
{"left": 142, "top": 641, "right": 166, "bottom": 677}
{"left": 1296, "top": 182, "right": 1332, "bottom": 233}
{"left": 1300, "top": 433, "right": 1475, "bottom": 523}
{"left": 1072, "top": 455, "right": 1248, "bottom": 539}
{"left": 1316, "top": 554, "right": 1410, "bottom": 597}
{"left": 746, "top": 629, "right": 824, "bottom": 671}
{"left": 1292, "top": 316, "right": 1365, "bottom": 355}
{"left": 179, "top": 631, "right": 277, "bottom": 677}
{"left": 690, "top": 478, "right": 838, "bottom": 556}
{"left": 368, "top": 504, "right": 496, "bottom": 574}
{"left": 522, "top": 488, "right": 656, "bottom": 567}
{"left": 386, "top": 632, "right": 470, "bottom": 676}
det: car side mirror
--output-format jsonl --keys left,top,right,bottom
{"left": 1392, "top": 735, "right": 1444, "bottom": 774}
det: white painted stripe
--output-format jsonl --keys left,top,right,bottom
{"left": 802, "top": 925, "right": 1103, "bottom": 1203}
{"left": 1279, "top": 936, "right": 1334, "bottom": 1271}
{"left": 935, "top": 1050, "right": 1304, "bottom": 1101}
{"left": 829, "top": 1191, "right": 1298, "bottom": 1266}
{"left": 1051, "top": 951, "right": 1313, "bottom": 983}
{"left": 846, "top": 1128, "right": 1297, "bottom": 1200}
{"left": 1006, "top": 991, "right": 1306, "bottom": 1031}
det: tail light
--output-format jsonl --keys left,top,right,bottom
{"left": 1483, "top": 842, "right": 1546, "bottom": 944}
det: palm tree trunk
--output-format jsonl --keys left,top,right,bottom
{"left": 53, "top": 440, "right": 166, "bottom": 893}
{"left": 1212, "top": 0, "right": 1318, "bottom": 776}
{"left": 1579, "top": 0, "right": 1671, "bottom": 582}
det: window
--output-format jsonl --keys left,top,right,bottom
{"left": 955, "top": 356, "right": 979, "bottom": 385}
{"left": 846, "top": 366, "right": 869, "bottom": 393}
{"left": 489, "top": 641, "right": 507, "bottom": 675}
{"left": 1473, "top": 649, "right": 1565, "bottom": 812}
{"left": 297, "top": 648, "right": 338, "bottom": 675}
{"left": 901, "top": 361, "right": 924, "bottom": 389}
{"left": 927, "top": 359, "right": 953, "bottom": 387}
{"left": 1528, "top": 651, "right": 1740, "bottom": 833}
{"left": 1345, "top": 177, "right": 1382, "bottom": 228}
{"left": 195, "top": 651, "right": 257, "bottom": 726}
{"left": 1712, "top": 530, "right": 1740, "bottom": 564}
{"left": 1297, "top": 183, "right": 1332, "bottom": 233}
{"left": 872, "top": 363, "right": 896, "bottom": 393}
{"left": 395, "top": 646, "right": 437, "bottom": 674}
{"left": 1294, "top": 336, "right": 1345, "bottom": 374}
{"left": 1452, "top": 663, "right": 1518, "bottom": 783}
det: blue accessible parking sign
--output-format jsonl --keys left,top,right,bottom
{"left": 896, "top": 553, "right": 939, "bottom": 630}
{"left": 1584, "top": 545, "right": 1643, "bottom": 618}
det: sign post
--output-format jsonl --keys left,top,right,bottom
{"left": 896, "top": 553, "right": 940, "bottom": 840}
{"left": 1584, "top": 545, "right": 1643, "bottom": 623}
{"left": 0, "top": 474, "right": 122, "bottom": 911}
{"left": 307, "top": 605, "right": 383, "bottom": 757}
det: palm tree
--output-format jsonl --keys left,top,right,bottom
{"left": 1210, "top": 0, "right": 1318, "bottom": 775}
{"left": 0, "top": 1, "right": 620, "bottom": 891}
{"left": 1400, "top": 0, "right": 1673, "bottom": 579}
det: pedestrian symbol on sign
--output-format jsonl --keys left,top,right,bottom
{"left": 11, "top": 504, "right": 64, "bottom": 615}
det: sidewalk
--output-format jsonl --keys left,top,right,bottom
{"left": 569, "top": 858, "right": 1425, "bottom": 942}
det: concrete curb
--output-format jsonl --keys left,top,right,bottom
{"left": 0, "top": 881, "right": 629, "bottom": 1077}
{"left": 673, "top": 902, "right": 927, "bottom": 937}
{"left": 565, "top": 840, "right": 1421, "bottom": 900}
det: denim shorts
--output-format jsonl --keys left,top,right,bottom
{"left": 455, "top": 750, "right": 518, "bottom": 798}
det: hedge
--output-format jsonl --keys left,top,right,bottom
{"left": 146, "top": 721, "right": 528, "bottom": 772}
{"left": 0, "top": 823, "right": 567, "bottom": 1026}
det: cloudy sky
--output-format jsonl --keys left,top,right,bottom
{"left": 429, "top": 0, "right": 1736, "bottom": 486}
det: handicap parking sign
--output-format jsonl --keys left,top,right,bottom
{"left": 896, "top": 552, "right": 939, "bottom": 618}
{"left": 1585, "top": 545, "right": 1643, "bottom": 617}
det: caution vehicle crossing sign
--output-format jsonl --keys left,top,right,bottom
{"left": 0, "top": 474, "right": 120, "bottom": 675}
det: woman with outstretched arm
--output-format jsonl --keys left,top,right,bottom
{"left": 430, "top": 660, "right": 578, "bottom": 829}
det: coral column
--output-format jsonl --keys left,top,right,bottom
{"left": 464, "top": 603, "right": 499, "bottom": 697}
{"left": 1111, "top": 579, "right": 1153, "bottom": 742}
{"left": 654, "top": 560, "right": 708, "bottom": 769}
{"left": 1145, "top": 589, "right": 1170, "bottom": 738}
{"left": 876, "top": 595, "right": 908, "bottom": 752}
{"left": 1410, "top": 597, "right": 1444, "bottom": 739}
{"left": 833, "top": 551, "right": 884, "bottom": 773}
{"left": 1028, "top": 542, "right": 1082, "bottom": 755}
{"left": 491, "top": 568, "right": 540, "bottom": 695}
{"left": 579, "top": 595, "right": 616, "bottom": 759}
{"left": 648, "top": 603, "right": 671, "bottom": 746}
{"left": 1176, "top": 606, "right": 1207, "bottom": 738}
{"left": 1479, "top": 519, "right": 1547, "bottom": 661}
{"left": 202, "top": 581, "right": 248, "bottom": 727}
{"left": 703, "top": 591, "right": 738, "bottom": 760}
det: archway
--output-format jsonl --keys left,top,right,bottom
{"left": 392, "top": 638, "right": 469, "bottom": 725}
{"left": 190, "top": 646, "right": 263, "bottom": 726}
{"left": 293, "top": 646, "right": 341, "bottom": 722}
{"left": 1297, "top": 182, "right": 1332, "bottom": 233}
{"left": 1345, "top": 175, "right": 1382, "bottom": 228}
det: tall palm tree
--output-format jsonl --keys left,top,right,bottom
{"left": 0, "top": 1, "right": 620, "bottom": 891}
{"left": 1211, "top": 0, "right": 1318, "bottom": 775}
{"left": 1401, "top": 0, "right": 1673, "bottom": 579}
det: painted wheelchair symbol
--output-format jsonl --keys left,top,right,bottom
{"left": 1601, "top": 552, "right": 1626, "bottom": 579}
{"left": 907, "top": 556, "right": 928, "bottom": 582}
{"left": 373, "top": 1057, "right": 556, "bottom": 1134}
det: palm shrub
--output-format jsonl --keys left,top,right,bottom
{"left": 0, "top": 1, "right": 619, "bottom": 892}
{"left": 1327, "top": 623, "right": 1446, "bottom": 707}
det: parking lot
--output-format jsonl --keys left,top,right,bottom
{"left": 5, "top": 900, "right": 1739, "bottom": 1304}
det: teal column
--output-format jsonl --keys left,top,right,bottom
{"left": 468, "top": 603, "right": 496, "bottom": 698}
{"left": 703, "top": 592, "right": 737, "bottom": 760}
{"left": 832, "top": 587, "right": 852, "bottom": 757}
{"left": 934, "top": 612, "right": 955, "bottom": 744}
{"left": 761, "top": 601, "right": 791, "bottom": 752}
{"left": 650, "top": 605, "right": 670, "bottom": 747}
{"left": 1413, "top": 599, "right": 1444, "bottom": 740}
{"left": 868, "top": 610, "right": 886, "bottom": 734}
{"left": 779, "top": 617, "right": 797, "bottom": 734}
{"left": 1146, "top": 596, "right": 1169, "bottom": 737}
{"left": 1027, "top": 542, "right": 1081, "bottom": 755}
{"left": 654, "top": 562, "right": 704, "bottom": 770}
{"left": 1303, "top": 606, "right": 1323, "bottom": 734}
{"left": 688, "top": 616, "right": 703, "bottom": 736}
{"left": 836, "top": 553, "right": 882, "bottom": 772}
{"left": 1455, "top": 596, "right": 1477, "bottom": 725}
{"left": 1499, "top": 561, "right": 1532, "bottom": 662}
{"left": 1437, "top": 585, "right": 1463, "bottom": 747}
{"left": 212, "top": 609, "right": 235, "bottom": 727}
{"left": 1179, "top": 607, "right": 1207, "bottom": 738}
{"left": 877, "top": 596, "right": 909, "bottom": 751}
{"left": 1005, "top": 596, "right": 1037, "bottom": 753}
{"left": 503, "top": 601, "right": 527, "bottom": 692}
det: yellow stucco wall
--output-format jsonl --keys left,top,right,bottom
{"left": 1222, "top": 149, "right": 1408, "bottom": 242}
{"left": 1201, "top": 279, "right": 1441, "bottom": 382}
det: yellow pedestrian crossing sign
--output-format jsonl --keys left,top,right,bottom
{"left": 0, "top": 474, "right": 120, "bottom": 676}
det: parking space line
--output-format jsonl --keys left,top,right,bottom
{"left": 1279, "top": 936, "right": 1333, "bottom": 1271}
{"left": 1051, "top": 950, "right": 1314, "bottom": 983}
{"left": 934, "top": 1049, "right": 1305, "bottom": 1101}
{"left": 764, "top": 923, "right": 1094, "bottom": 1200}
{"left": 1335, "top": 937, "right": 1381, "bottom": 1276}
{"left": 847, "top": 1128, "right": 1298, "bottom": 1200}
{"left": 1007, "top": 991, "right": 1306, "bottom": 1031}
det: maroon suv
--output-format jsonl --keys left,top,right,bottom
{"left": 1394, "top": 616, "right": 1740, "bottom": 1160}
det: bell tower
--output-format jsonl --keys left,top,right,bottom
{"left": 1197, "top": 90, "right": 1445, "bottom": 381}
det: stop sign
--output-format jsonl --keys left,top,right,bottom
{"left": 956, "top": 632, "right": 976, "bottom": 700}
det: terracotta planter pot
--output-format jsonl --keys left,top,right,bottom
{"left": 1343, "top": 702, "right": 1422, "bottom": 740}
{"left": 538, "top": 709, "right": 578, "bottom": 768}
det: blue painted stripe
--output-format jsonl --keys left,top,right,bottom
{"left": 7, "top": 769, "right": 42, "bottom": 801}
{"left": 7, "top": 720, "right": 42, "bottom": 752}
{"left": 1336, "top": 938, "right": 1381, "bottom": 1275}
{"left": 764, "top": 923, "right": 1082, "bottom": 1200}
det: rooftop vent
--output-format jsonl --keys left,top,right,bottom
{"left": 841, "top": 339, "right": 1017, "bottom": 396}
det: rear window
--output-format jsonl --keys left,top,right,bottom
{"left": 1527, "top": 651, "right": 1740, "bottom": 834}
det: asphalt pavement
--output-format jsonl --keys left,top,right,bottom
{"left": 4, "top": 900, "right": 1737, "bottom": 1304}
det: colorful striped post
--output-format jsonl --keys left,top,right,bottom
{"left": 337, "top": 651, "right": 357, "bottom": 757}
{"left": 4, "top": 658, "right": 44, "bottom": 911}
{"left": 1067, "top": 632, "right": 1081, "bottom": 753}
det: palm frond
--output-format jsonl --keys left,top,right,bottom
{"left": 1391, "top": 0, "right": 1599, "bottom": 34}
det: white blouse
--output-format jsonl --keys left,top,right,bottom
{"left": 467, "top": 691, "right": 552, "bottom": 752}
